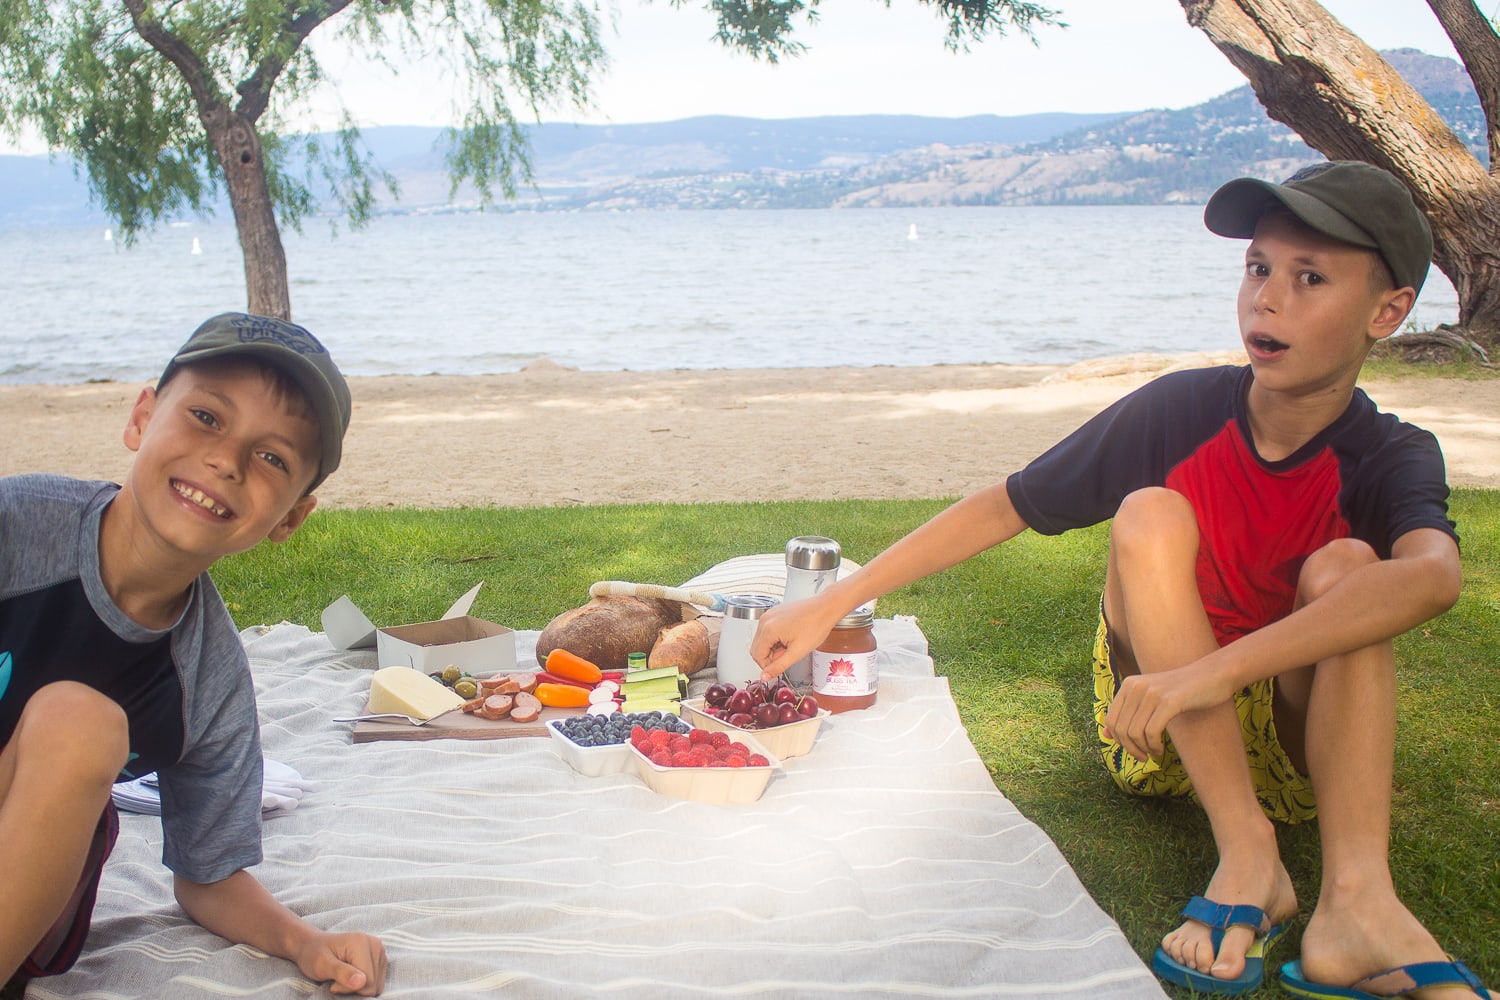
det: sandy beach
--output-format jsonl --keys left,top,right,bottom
{"left": 5, "top": 353, "right": 1498, "bottom": 508}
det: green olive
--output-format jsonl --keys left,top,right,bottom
{"left": 441, "top": 665, "right": 462, "bottom": 685}
{"left": 454, "top": 679, "right": 478, "bottom": 699}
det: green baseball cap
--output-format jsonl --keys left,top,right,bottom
{"left": 159, "top": 313, "right": 351, "bottom": 492}
{"left": 1204, "top": 160, "right": 1433, "bottom": 293}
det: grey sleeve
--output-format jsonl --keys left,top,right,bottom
{"left": 156, "top": 586, "right": 264, "bottom": 883}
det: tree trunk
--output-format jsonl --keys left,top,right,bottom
{"left": 201, "top": 106, "right": 292, "bottom": 320}
{"left": 1177, "top": 0, "right": 1500, "bottom": 349}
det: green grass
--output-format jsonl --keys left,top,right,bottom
{"left": 203, "top": 491, "right": 1500, "bottom": 998}
{"left": 10, "top": 492, "right": 1496, "bottom": 998}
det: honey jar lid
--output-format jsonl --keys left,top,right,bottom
{"left": 835, "top": 607, "right": 874, "bottom": 629}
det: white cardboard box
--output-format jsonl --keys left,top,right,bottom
{"left": 321, "top": 582, "right": 517, "bottom": 676}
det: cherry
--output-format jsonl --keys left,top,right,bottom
{"left": 754, "top": 702, "right": 781, "bottom": 729}
{"left": 796, "top": 694, "right": 820, "bottom": 718}
{"left": 705, "top": 683, "right": 733, "bottom": 708}
{"left": 727, "top": 712, "right": 755, "bottom": 729}
{"left": 727, "top": 690, "right": 755, "bottom": 715}
{"left": 778, "top": 703, "right": 799, "bottom": 725}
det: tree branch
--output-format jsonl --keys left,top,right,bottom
{"left": 235, "top": 1, "right": 358, "bottom": 122}
{"left": 119, "top": 0, "right": 221, "bottom": 116}
{"left": 1425, "top": 0, "right": 1500, "bottom": 168}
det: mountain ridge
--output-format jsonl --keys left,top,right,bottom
{"left": 0, "top": 47, "right": 1479, "bottom": 223}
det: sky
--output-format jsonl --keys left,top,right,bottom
{"left": 0, "top": 1, "right": 1471, "bottom": 154}
{"left": 295, "top": 0, "right": 1465, "bottom": 131}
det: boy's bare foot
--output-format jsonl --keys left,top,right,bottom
{"left": 1298, "top": 889, "right": 1487, "bottom": 999}
{"left": 1160, "top": 851, "right": 1298, "bottom": 981}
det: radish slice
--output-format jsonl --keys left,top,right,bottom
{"left": 586, "top": 701, "right": 619, "bottom": 716}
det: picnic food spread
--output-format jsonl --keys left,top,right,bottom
{"left": 349, "top": 541, "right": 872, "bottom": 798}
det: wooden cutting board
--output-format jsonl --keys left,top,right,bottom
{"left": 349, "top": 704, "right": 576, "bottom": 743}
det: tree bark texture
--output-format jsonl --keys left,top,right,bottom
{"left": 202, "top": 107, "right": 292, "bottom": 319}
{"left": 1178, "top": 0, "right": 1500, "bottom": 346}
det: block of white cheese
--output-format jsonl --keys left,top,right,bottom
{"left": 367, "top": 665, "right": 465, "bottom": 720}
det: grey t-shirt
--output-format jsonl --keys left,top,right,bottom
{"left": 0, "top": 474, "right": 263, "bottom": 882}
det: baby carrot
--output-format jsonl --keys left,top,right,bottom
{"left": 544, "top": 648, "right": 603, "bottom": 684}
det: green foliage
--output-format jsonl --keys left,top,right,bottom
{"left": 685, "top": 0, "right": 1063, "bottom": 63}
{"left": 0, "top": 0, "right": 606, "bottom": 240}
{"left": 210, "top": 492, "right": 1499, "bottom": 995}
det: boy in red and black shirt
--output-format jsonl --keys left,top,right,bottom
{"left": 751, "top": 162, "right": 1489, "bottom": 999}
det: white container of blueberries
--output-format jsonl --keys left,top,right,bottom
{"left": 547, "top": 713, "right": 688, "bottom": 778}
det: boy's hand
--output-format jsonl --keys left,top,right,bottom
{"left": 294, "top": 929, "right": 388, "bottom": 996}
{"left": 751, "top": 596, "right": 844, "bottom": 680}
{"left": 1104, "top": 664, "right": 1233, "bottom": 762}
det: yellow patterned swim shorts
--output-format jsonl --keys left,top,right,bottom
{"left": 1091, "top": 611, "right": 1317, "bottom": 825}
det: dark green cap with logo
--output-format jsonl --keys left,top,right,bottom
{"left": 1204, "top": 160, "right": 1434, "bottom": 294}
{"left": 159, "top": 313, "right": 351, "bottom": 491}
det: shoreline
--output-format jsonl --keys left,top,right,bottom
{"left": 4, "top": 353, "right": 1497, "bottom": 508}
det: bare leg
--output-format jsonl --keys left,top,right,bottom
{"left": 1105, "top": 488, "right": 1297, "bottom": 981}
{"left": 1291, "top": 540, "right": 1481, "bottom": 999}
{"left": 0, "top": 682, "right": 129, "bottom": 981}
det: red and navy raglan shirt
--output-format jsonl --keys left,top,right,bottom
{"left": 0, "top": 474, "right": 264, "bottom": 883}
{"left": 1006, "top": 365, "right": 1457, "bottom": 646}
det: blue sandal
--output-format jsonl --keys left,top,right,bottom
{"left": 1279, "top": 957, "right": 1492, "bottom": 999}
{"left": 1151, "top": 895, "right": 1289, "bottom": 995}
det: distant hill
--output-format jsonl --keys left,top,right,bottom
{"left": 0, "top": 111, "right": 1125, "bottom": 225}
{"left": 824, "top": 48, "right": 1484, "bottom": 209}
{"left": 0, "top": 48, "right": 1482, "bottom": 223}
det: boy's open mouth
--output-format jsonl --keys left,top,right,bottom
{"left": 1249, "top": 333, "right": 1289, "bottom": 354}
{"left": 172, "top": 480, "right": 232, "bottom": 519}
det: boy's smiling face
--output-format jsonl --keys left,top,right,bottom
{"left": 1238, "top": 211, "right": 1415, "bottom": 397}
{"left": 121, "top": 359, "right": 321, "bottom": 564}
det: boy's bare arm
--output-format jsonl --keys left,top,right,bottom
{"left": 753, "top": 481, "right": 1030, "bottom": 677}
{"left": 174, "top": 871, "right": 387, "bottom": 995}
{"left": 1105, "top": 527, "right": 1462, "bottom": 761}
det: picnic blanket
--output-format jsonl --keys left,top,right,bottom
{"left": 26, "top": 617, "right": 1165, "bottom": 999}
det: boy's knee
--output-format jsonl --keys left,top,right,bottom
{"left": 1297, "top": 538, "right": 1379, "bottom": 603}
{"left": 1111, "top": 487, "right": 1197, "bottom": 551}
{"left": 17, "top": 683, "right": 130, "bottom": 782}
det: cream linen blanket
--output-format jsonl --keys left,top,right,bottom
{"left": 27, "top": 617, "right": 1164, "bottom": 999}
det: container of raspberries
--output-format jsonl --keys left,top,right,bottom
{"left": 547, "top": 711, "right": 692, "bottom": 777}
{"left": 628, "top": 724, "right": 782, "bottom": 804}
{"left": 679, "top": 677, "right": 828, "bottom": 760}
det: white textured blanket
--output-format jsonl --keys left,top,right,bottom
{"left": 27, "top": 618, "right": 1164, "bottom": 999}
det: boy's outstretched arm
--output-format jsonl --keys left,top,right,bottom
{"left": 753, "top": 481, "right": 1031, "bottom": 678}
{"left": 1105, "top": 526, "right": 1461, "bottom": 762}
{"left": 174, "top": 871, "right": 387, "bottom": 995}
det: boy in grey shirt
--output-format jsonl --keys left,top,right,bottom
{"left": 0, "top": 313, "right": 386, "bottom": 994}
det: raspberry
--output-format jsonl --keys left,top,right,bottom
{"left": 669, "top": 734, "right": 692, "bottom": 754}
{"left": 630, "top": 725, "right": 647, "bottom": 741}
{"left": 747, "top": 754, "right": 770, "bottom": 767}
{"left": 688, "top": 728, "right": 712, "bottom": 745}
{"left": 671, "top": 751, "right": 696, "bottom": 768}
{"left": 708, "top": 731, "right": 731, "bottom": 749}
{"left": 707, "top": 759, "right": 729, "bottom": 768}
{"left": 725, "top": 755, "right": 747, "bottom": 768}
{"left": 689, "top": 749, "right": 711, "bottom": 767}
{"left": 648, "top": 729, "right": 673, "bottom": 749}
{"left": 650, "top": 750, "right": 672, "bottom": 767}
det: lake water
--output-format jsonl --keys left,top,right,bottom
{"left": 0, "top": 206, "right": 1461, "bottom": 385}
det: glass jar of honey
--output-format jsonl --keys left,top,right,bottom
{"left": 810, "top": 607, "right": 877, "bottom": 713}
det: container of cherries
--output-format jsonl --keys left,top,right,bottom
{"left": 679, "top": 677, "right": 829, "bottom": 760}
